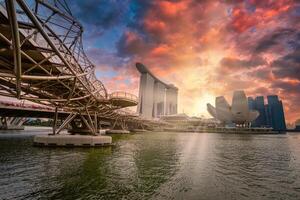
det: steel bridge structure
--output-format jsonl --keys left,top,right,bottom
{"left": 0, "top": 0, "right": 153, "bottom": 135}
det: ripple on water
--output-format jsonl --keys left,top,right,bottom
{"left": 1, "top": 131, "right": 300, "bottom": 199}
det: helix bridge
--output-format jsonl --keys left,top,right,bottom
{"left": 0, "top": 0, "right": 157, "bottom": 135}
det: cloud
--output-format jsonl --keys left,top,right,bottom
{"left": 228, "top": 6, "right": 258, "bottom": 33}
{"left": 229, "top": 0, "right": 294, "bottom": 32}
{"left": 255, "top": 28, "right": 296, "bottom": 53}
{"left": 272, "top": 80, "right": 300, "bottom": 93}
{"left": 246, "top": 67, "right": 273, "bottom": 81}
{"left": 116, "top": 31, "right": 150, "bottom": 57}
{"left": 58, "top": 0, "right": 300, "bottom": 122}
{"left": 248, "top": 87, "right": 271, "bottom": 96}
{"left": 220, "top": 56, "right": 266, "bottom": 70}
{"left": 157, "top": 0, "right": 189, "bottom": 18}
{"left": 271, "top": 49, "right": 300, "bottom": 81}
{"left": 86, "top": 48, "right": 125, "bottom": 67}
{"left": 69, "top": 0, "right": 129, "bottom": 28}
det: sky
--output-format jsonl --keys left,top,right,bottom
{"left": 66, "top": 0, "right": 300, "bottom": 123}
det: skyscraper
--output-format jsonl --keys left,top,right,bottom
{"left": 255, "top": 96, "right": 267, "bottom": 127}
{"left": 136, "top": 63, "right": 178, "bottom": 119}
{"left": 248, "top": 97, "right": 255, "bottom": 110}
{"left": 248, "top": 95, "right": 286, "bottom": 130}
{"left": 267, "top": 95, "right": 286, "bottom": 130}
{"left": 247, "top": 97, "right": 257, "bottom": 126}
{"left": 295, "top": 119, "right": 300, "bottom": 131}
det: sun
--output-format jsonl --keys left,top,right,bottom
{"left": 194, "top": 93, "right": 216, "bottom": 117}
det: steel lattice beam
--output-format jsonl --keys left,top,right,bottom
{"left": 0, "top": 0, "right": 150, "bottom": 134}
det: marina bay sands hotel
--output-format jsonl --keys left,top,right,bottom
{"left": 136, "top": 63, "right": 178, "bottom": 119}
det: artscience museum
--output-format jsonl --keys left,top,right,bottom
{"left": 207, "top": 91, "right": 259, "bottom": 127}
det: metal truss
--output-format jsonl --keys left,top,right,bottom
{"left": 0, "top": 0, "right": 154, "bottom": 135}
{"left": 0, "top": 0, "right": 106, "bottom": 107}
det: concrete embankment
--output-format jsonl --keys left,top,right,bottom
{"left": 34, "top": 134, "right": 112, "bottom": 147}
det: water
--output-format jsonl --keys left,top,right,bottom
{"left": 1, "top": 127, "right": 300, "bottom": 200}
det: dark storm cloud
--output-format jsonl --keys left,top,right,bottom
{"left": 109, "top": 0, "right": 155, "bottom": 57}
{"left": 246, "top": 67, "right": 272, "bottom": 81}
{"left": 86, "top": 48, "right": 125, "bottom": 67}
{"left": 222, "top": 0, "right": 244, "bottom": 5}
{"left": 126, "top": 0, "right": 181, "bottom": 43}
{"left": 272, "top": 49, "right": 300, "bottom": 80}
{"left": 220, "top": 56, "right": 266, "bottom": 69}
{"left": 69, "top": 0, "right": 129, "bottom": 28}
{"left": 116, "top": 31, "right": 150, "bottom": 57}
{"left": 271, "top": 30, "right": 300, "bottom": 80}
{"left": 125, "top": 0, "right": 154, "bottom": 35}
{"left": 271, "top": 81, "right": 300, "bottom": 93}
{"left": 254, "top": 28, "right": 296, "bottom": 53}
{"left": 128, "top": 0, "right": 154, "bottom": 21}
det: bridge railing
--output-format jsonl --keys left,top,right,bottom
{"left": 109, "top": 92, "right": 138, "bottom": 103}
{"left": 115, "top": 108, "right": 139, "bottom": 116}
{"left": 0, "top": 100, "right": 54, "bottom": 111}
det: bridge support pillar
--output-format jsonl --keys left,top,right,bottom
{"left": 106, "top": 116, "right": 131, "bottom": 134}
{"left": 0, "top": 117, "right": 26, "bottom": 130}
{"left": 111, "top": 116, "right": 128, "bottom": 130}
{"left": 68, "top": 115, "right": 100, "bottom": 135}
{"left": 49, "top": 109, "right": 99, "bottom": 135}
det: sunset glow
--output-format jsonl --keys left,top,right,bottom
{"left": 69, "top": 0, "right": 300, "bottom": 123}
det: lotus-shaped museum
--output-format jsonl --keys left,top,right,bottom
{"left": 207, "top": 91, "right": 259, "bottom": 125}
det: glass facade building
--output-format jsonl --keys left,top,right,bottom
{"left": 267, "top": 95, "right": 286, "bottom": 130}
{"left": 248, "top": 95, "right": 286, "bottom": 130}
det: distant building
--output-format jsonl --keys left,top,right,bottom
{"left": 207, "top": 90, "right": 259, "bottom": 127}
{"left": 267, "top": 95, "right": 286, "bottom": 130}
{"left": 160, "top": 113, "right": 220, "bottom": 130}
{"left": 247, "top": 96, "right": 267, "bottom": 127}
{"left": 136, "top": 63, "right": 178, "bottom": 119}
{"left": 295, "top": 119, "right": 300, "bottom": 131}
{"left": 248, "top": 95, "right": 286, "bottom": 130}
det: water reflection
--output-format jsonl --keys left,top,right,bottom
{"left": 1, "top": 130, "right": 300, "bottom": 200}
{"left": 54, "top": 133, "right": 180, "bottom": 199}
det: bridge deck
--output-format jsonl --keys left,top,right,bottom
{"left": 0, "top": 1, "right": 157, "bottom": 134}
{"left": 0, "top": 1, "right": 137, "bottom": 115}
